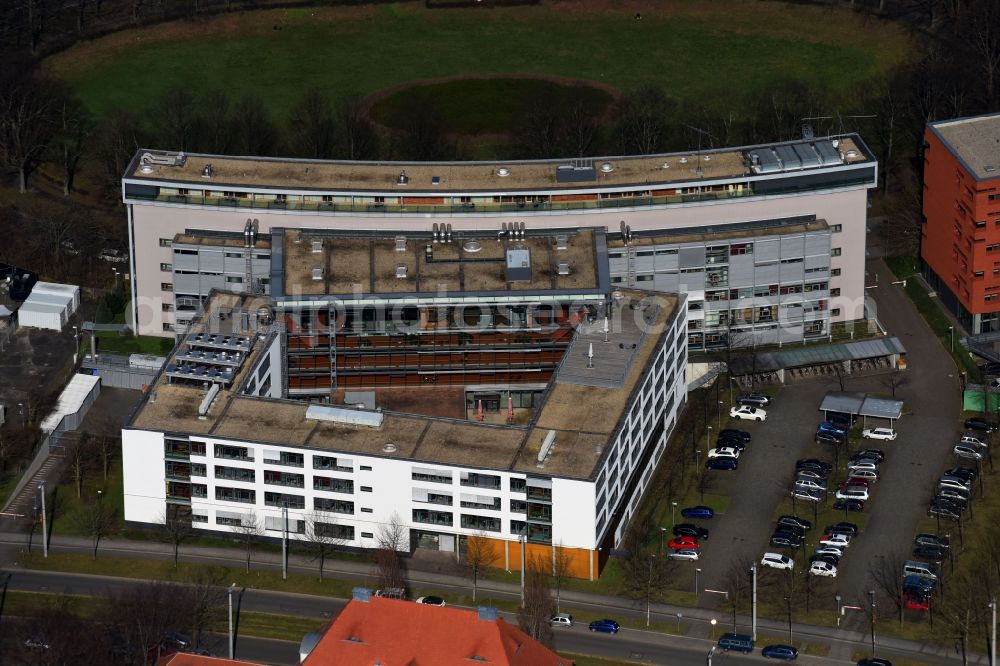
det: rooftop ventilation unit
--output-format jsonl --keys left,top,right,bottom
{"left": 496, "top": 167, "right": 510, "bottom": 177}
{"left": 431, "top": 175, "right": 441, "bottom": 185}
{"left": 311, "top": 239, "right": 323, "bottom": 253}
{"left": 463, "top": 240, "right": 483, "bottom": 253}
{"left": 140, "top": 165, "right": 154, "bottom": 174}
{"left": 293, "top": 231, "right": 303, "bottom": 244}
{"left": 306, "top": 404, "right": 384, "bottom": 428}
{"left": 198, "top": 384, "right": 221, "bottom": 419}
{"left": 201, "top": 164, "right": 214, "bottom": 178}
{"left": 555, "top": 160, "right": 596, "bottom": 183}
{"left": 555, "top": 235, "right": 568, "bottom": 251}
{"left": 599, "top": 162, "right": 614, "bottom": 173}
{"left": 395, "top": 236, "right": 407, "bottom": 252}
{"left": 557, "top": 261, "right": 570, "bottom": 276}
{"left": 432, "top": 222, "right": 440, "bottom": 243}
{"left": 383, "top": 442, "right": 398, "bottom": 453}
{"left": 396, "top": 170, "right": 409, "bottom": 185}
{"left": 140, "top": 151, "right": 186, "bottom": 167}
{"left": 987, "top": 165, "right": 997, "bottom": 173}
{"left": 395, "top": 264, "right": 408, "bottom": 279}
{"left": 505, "top": 248, "right": 532, "bottom": 282}
{"left": 311, "top": 266, "right": 323, "bottom": 281}
{"left": 537, "top": 429, "right": 556, "bottom": 465}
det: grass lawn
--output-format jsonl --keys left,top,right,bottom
{"left": 21, "top": 551, "right": 360, "bottom": 600}
{"left": 93, "top": 332, "right": 175, "bottom": 356}
{"left": 44, "top": 2, "right": 912, "bottom": 121}
{"left": 369, "top": 77, "right": 615, "bottom": 135}
{"left": 883, "top": 255, "right": 978, "bottom": 378}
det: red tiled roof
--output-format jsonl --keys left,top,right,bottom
{"left": 157, "top": 653, "right": 263, "bottom": 666}
{"left": 304, "top": 597, "right": 571, "bottom": 666}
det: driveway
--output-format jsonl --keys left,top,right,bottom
{"left": 832, "top": 259, "right": 962, "bottom": 602}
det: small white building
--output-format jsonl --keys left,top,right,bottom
{"left": 17, "top": 281, "right": 80, "bottom": 331}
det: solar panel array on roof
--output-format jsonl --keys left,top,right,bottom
{"left": 746, "top": 139, "right": 845, "bottom": 175}
{"left": 555, "top": 160, "right": 597, "bottom": 183}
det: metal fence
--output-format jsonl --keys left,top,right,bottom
{"left": 81, "top": 354, "right": 160, "bottom": 390}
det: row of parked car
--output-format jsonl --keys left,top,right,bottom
{"left": 927, "top": 464, "right": 978, "bottom": 521}
{"left": 705, "top": 427, "right": 753, "bottom": 471}
{"left": 788, "top": 448, "right": 885, "bottom": 512}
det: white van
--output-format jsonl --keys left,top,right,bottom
{"left": 903, "top": 560, "right": 940, "bottom": 580}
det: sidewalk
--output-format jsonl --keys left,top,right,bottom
{"left": 0, "top": 531, "right": 986, "bottom": 664}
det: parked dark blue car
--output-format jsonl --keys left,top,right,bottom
{"left": 680, "top": 505, "right": 714, "bottom": 519}
{"left": 762, "top": 644, "right": 799, "bottom": 660}
{"left": 588, "top": 619, "right": 620, "bottom": 634}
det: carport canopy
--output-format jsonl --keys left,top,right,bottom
{"left": 819, "top": 391, "right": 865, "bottom": 417}
{"left": 819, "top": 391, "right": 903, "bottom": 426}
{"left": 859, "top": 396, "right": 904, "bottom": 425}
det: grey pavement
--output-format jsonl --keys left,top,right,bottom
{"left": 0, "top": 531, "right": 986, "bottom": 664}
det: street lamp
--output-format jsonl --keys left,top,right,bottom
{"left": 717, "top": 400, "right": 723, "bottom": 430}
{"left": 17, "top": 402, "right": 24, "bottom": 426}
{"left": 671, "top": 501, "right": 678, "bottom": 530}
{"left": 869, "top": 589, "right": 877, "bottom": 656}
{"left": 659, "top": 527, "right": 667, "bottom": 556}
{"left": 835, "top": 594, "right": 842, "bottom": 628}
{"left": 709, "top": 617, "right": 717, "bottom": 640}
{"left": 949, "top": 326, "right": 955, "bottom": 353}
{"left": 38, "top": 482, "right": 47, "bottom": 558}
{"left": 72, "top": 325, "right": 79, "bottom": 362}
{"left": 695, "top": 568, "right": 702, "bottom": 597}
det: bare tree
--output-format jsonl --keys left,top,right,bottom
{"left": 232, "top": 94, "right": 277, "bottom": 156}
{"left": 619, "top": 529, "right": 673, "bottom": 624}
{"left": 615, "top": 85, "right": 674, "bottom": 155}
{"left": 54, "top": 93, "right": 90, "bottom": 196}
{"left": 832, "top": 362, "right": 849, "bottom": 392}
{"left": 881, "top": 367, "right": 909, "bottom": 397}
{"left": 66, "top": 431, "right": 93, "bottom": 499}
{"left": 0, "top": 77, "right": 58, "bottom": 193}
{"left": 155, "top": 87, "right": 200, "bottom": 152}
{"left": 870, "top": 551, "right": 908, "bottom": 625}
{"left": 720, "top": 555, "right": 754, "bottom": 632}
{"left": 160, "top": 504, "right": 194, "bottom": 568}
{"left": 464, "top": 533, "right": 500, "bottom": 602}
{"left": 551, "top": 543, "right": 573, "bottom": 613}
{"left": 77, "top": 493, "right": 116, "bottom": 560}
{"left": 372, "top": 512, "right": 406, "bottom": 592}
{"left": 183, "top": 566, "right": 227, "bottom": 649}
{"left": 288, "top": 89, "right": 335, "bottom": 159}
{"left": 103, "top": 581, "right": 189, "bottom": 664}
{"left": 231, "top": 511, "right": 262, "bottom": 573}
{"left": 96, "top": 432, "right": 117, "bottom": 482}
{"left": 334, "top": 92, "right": 379, "bottom": 160}
{"left": 517, "top": 556, "right": 554, "bottom": 647}
{"left": 303, "top": 511, "right": 347, "bottom": 580}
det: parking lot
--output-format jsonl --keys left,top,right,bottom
{"left": 685, "top": 258, "right": 963, "bottom": 622}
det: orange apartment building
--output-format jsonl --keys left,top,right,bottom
{"left": 922, "top": 113, "right": 1000, "bottom": 333}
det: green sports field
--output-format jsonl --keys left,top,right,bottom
{"left": 46, "top": 1, "right": 914, "bottom": 121}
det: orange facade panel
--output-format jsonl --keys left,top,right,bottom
{"left": 922, "top": 126, "right": 1000, "bottom": 315}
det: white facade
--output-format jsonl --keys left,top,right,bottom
{"left": 123, "top": 296, "right": 688, "bottom": 557}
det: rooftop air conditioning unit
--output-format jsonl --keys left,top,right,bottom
{"left": 395, "top": 236, "right": 407, "bottom": 252}
{"left": 311, "top": 266, "right": 323, "bottom": 281}
{"left": 311, "top": 240, "right": 323, "bottom": 253}
{"left": 395, "top": 264, "right": 408, "bottom": 279}
{"left": 555, "top": 235, "right": 568, "bottom": 251}
{"left": 557, "top": 262, "right": 570, "bottom": 276}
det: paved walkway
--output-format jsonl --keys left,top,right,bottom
{"left": 0, "top": 531, "right": 987, "bottom": 663}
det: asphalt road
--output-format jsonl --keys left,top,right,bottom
{"left": 2, "top": 567, "right": 986, "bottom": 665}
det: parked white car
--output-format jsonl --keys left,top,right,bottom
{"left": 862, "top": 427, "right": 897, "bottom": 441}
{"left": 953, "top": 445, "right": 984, "bottom": 461}
{"left": 730, "top": 405, "right": 767, "bottom": 422}
{"left": 819, "top": 533, "right": 851, "bottom": 548}
{"left": 760, "top": 552, "right": 794, "bottom": 570}
{"left": 708, "top": 446, "right": 741, "bottom": 460}
{"left": 809, "top": 560, "right": 838, "bottom": 577}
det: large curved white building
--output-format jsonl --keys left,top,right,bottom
{"left": 122, "top": 135, "right": 876, "bottom": 348}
